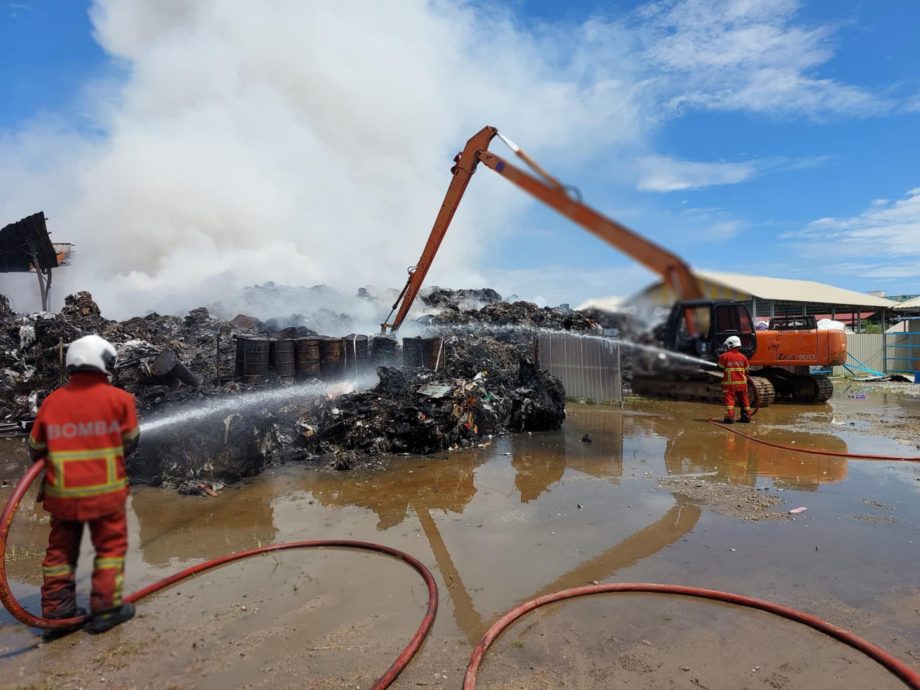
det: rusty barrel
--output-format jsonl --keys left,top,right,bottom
{"left": 319, "top": 337, "right": 345, "bottom": 380}
{"left": 295, "top": 337, "right": 322, "bottom": 379}
{"left": 270, "top": 339, "right": 296, "bottom": 379}
{"left": 235, "top": 336, "right": 271, "bottom": 381}
{"left": 371, "top": 335, "right": 398, "bottom": 367}
{"left": 342, "top": 334, "right": 369, "bottom": 377}
{"left": 402, "top": 336, "right": 444, "bottom": 370}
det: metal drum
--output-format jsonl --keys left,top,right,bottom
{"left": 403, "top": 336, "right": 444, "bottom": 370}
{"left": 319, "top": 337, "right": 345, "bottom": 380}
{"left": 295, "top": 337, "right": 321, "bottom": 379}
{"left": 423, "top": 336, "right": 444, "bottom": 371}
{"left": 342, "top": 334, "right": 369, "bottom": 377}
{"left": 270, "top": 339, "right": 296, "bottom": 379}
{"left": 402, "top": 337, "right": 426, "bottom": 369}
{"left": 371, "top": 336, "right": 398, "bottom": 367}
{"left": 152, "top": 350, "right": 204, "bottom": 387}
{"left": 235, "top": 336, "right": 271, "bottom": 381}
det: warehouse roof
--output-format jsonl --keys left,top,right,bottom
{"left": 894, "top": 295, "right": 920, "bottom": 311}
{"left": 693, "top": 270, "right": 898, "bottom": 308}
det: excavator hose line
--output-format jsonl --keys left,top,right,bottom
{"left": 463, "top": 583, "right": 920, "bottom": 689}
{"left": 0, "top": 462, "right": 438, "bottom": 690}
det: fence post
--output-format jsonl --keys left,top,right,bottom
{"left": 882, "top": 331, "right": 887, "bottom": 374}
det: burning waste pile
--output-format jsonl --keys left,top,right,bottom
{"left": 0, "top": 287, "right": 633, "bottom": 492}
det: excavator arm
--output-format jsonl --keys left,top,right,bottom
{"left": 381, "top": 125, "right": 703, "bottom": 333}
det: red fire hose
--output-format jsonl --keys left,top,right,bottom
{"left": 709, "top": 419, "right": 920, "bottom": 462}
{"left": 463, "top": 583, "right": 920, "bottom": 689}
{"left": 710, "top": 382, "right": 920, "bottom": 462}
{"left": 0, "top": 462, "right": 437, "bottom": 690}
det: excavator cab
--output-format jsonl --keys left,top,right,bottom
{"left": 665, "top": 300, "right": 756, "bottom": 362}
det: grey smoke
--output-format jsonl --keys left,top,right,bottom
{"left": 0, "top": 1, "right": 647, "bottom": 318}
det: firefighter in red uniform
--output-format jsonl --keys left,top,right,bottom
{"left": 718, "top": 335, "right": 752, "bottom": 424}
{"left": 28, "top": 334, "right": 140, "bottom": 635}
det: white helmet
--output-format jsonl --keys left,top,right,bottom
{"left": 66, "top": 335, "right": 117, "bottom": 375}
{"left": 724, "top": 335, "right": 742, "bottom": 349}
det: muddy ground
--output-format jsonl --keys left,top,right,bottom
{"left": 1, "top": 384, "right": 919, "bottom": 689}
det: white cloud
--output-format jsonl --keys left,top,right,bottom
{"left": 0, "top": 0, "right": 900, "bottom": 316}
{"left": 783, "top": 188, "right": 920, "bottom": 280}
{"left": 635, "top": 0, "right": 886, "bottom": 117}
{"left": 815, "top": 262, "right": 920, "bottom": 280}
{"left": 637, "top": 155, "right": 757, "bottom": 191}
{"left": 480, "top": 264, "right": 655, "bottom": 310}
{"left": 636, "top": 153, "right": 830, "bottom": 192}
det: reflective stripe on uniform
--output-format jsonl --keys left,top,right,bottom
{"left": 42, "top": 563, "right": 74, "bottom": 578}
{"left": 28, "top": 436, "right": 47, "bottom": 451}
{"left": 123, "top": 426, "right": 140, "bottom": 441}
{"left": 114, "top": 571, "right": 124, "bottom": 606}
{"left": 94, "top": 556, "right": 125, "bottom": 570}
{"left": 45, "top": 446, "right": 126, "bottom": 499}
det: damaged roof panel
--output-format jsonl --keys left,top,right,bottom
{"left": 0, "top": 212, "right": 59, "bottom": 272}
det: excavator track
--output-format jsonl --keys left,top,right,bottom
{"left": 630, "top": 373, "right": 774, "bottom": 408}
{"left": 758, "top": 370, "right": 834, "bottom": 404}
{"left": 630, "top": 373, "right": 776, "bottom": 408}
{"left": 630, "top": 374, "right": 722, "bottom": 403}
{"left": 791, "top": 373, "right": 834, "bottom": 404}
{"left": 748, "top": 375, "right": 775, "bottom": 408}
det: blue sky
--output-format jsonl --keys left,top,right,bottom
{"left": 0, "top": 1, "right": 918, "bottom": 317}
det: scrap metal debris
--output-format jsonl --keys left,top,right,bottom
{"left": 0, "top": 286, "right": 627, "bottom": 490}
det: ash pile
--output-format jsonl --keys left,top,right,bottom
{"left": 0, "top": 287, "right": 634, "bottom": 490}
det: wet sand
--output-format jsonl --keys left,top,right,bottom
{"left": 1, "top": 385, "right": 919, "bottom": 689}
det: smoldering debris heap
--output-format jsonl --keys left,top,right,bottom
{"left": 0, "top": 287, "right": 630, "bottom": 490}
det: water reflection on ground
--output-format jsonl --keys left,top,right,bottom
{"left": 1, "top": 393, "right": 918, "bottom": 688}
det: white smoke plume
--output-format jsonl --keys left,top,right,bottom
{"left": 0, "top": 0, "right": 646, "bottom": 319}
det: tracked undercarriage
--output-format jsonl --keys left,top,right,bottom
{"left": 630, "top": 369, "right": 832, "bottom": 407}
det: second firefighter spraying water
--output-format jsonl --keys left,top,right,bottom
{"left": 718, "top": 336, "right": 752, "bottom": 424}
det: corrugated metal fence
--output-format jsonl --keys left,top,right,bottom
{"left": 535, "top": 333, "right": 623, "bottom": 404}
{"left": 830, "top": 332, "right": 920, "bottom": 377}
{"left": 832, "top": 333, "right": 885, "bottom": 377}
{"left": 885, "top": 331, "right": 920, "bottom": 375}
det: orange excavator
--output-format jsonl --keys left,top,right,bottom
{"left": 381, "top": 126, "right": 845, "bottom": 405}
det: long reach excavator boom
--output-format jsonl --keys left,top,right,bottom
{"left": 382, "top": 126, "right": 844, "bottom": 406}
{"left": 382, "top": 125, "right": 703, "bottom": 333}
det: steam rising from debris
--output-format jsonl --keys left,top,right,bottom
{"left": 0, "top": 0, "right": 644, "bottom": 318}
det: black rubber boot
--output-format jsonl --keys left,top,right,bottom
{"left": 721, "top": 416, "right": 734, "bottom": 424}
{"left": 739, "top": 413, "right": 752, "bottom": 424}
{"left": 86, "top": 603, "right": 135, "bottom": 635}
{"left": 42, "top": 607, "right": 87, "bottom": 641}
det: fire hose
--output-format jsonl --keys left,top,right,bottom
{"left": 0, "top": 461, "right": 437, "bottom": 690}
{"left": 463, "top": 583, "right": 920, "bottom": 689}
{"left": 709, "top": 419, "right": 920, "bottom": 462}
{"left": 707, "top": 383, "right": 920, "bottom": 462}
{"left": 706, "top": 378, "right": 920, "bottom": 462}
{"left": 4, "top": 464, "right": 920, "bottom": 688}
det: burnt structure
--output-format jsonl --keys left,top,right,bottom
{"left": 0, "top": 213, "right": 71, "bottom": 311}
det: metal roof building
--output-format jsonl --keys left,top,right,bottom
{"left": 627, "top": 269, "right": 898, "bottom": 332}
{"left": 894, "top": 295, "right": 920, "bottom": 312}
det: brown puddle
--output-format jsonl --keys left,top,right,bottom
{"left": 1, "top": 389, "right": 919, "bottom": 688}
